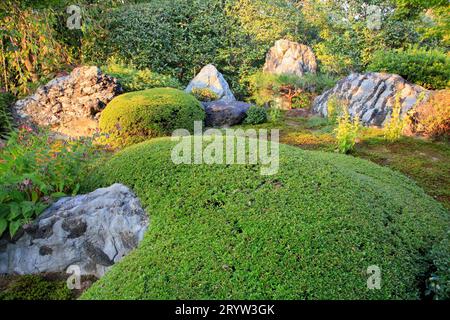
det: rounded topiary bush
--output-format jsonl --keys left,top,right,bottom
{"left": 81, "top": 138, "right": 448, "bottom": 300}
{"left": 99, "top": 88, "right": 205, "bottom": 147}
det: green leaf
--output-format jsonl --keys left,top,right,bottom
{"left": 9, "top": 220, "right": 21, "bottom": 238}
{"left": 0, "top": 218, "right": 7, "bottom": 236}
{"left": 51, "top": 192, "right": 66, "bottom": 199}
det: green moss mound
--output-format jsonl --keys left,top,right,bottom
{"left": 81, "top": 138, "right": 448, "bottom": 299}
{"left": 99, "top": 88, "right": 205, "bottom": 147}
{"left": 0, "top": 275, "right": 72, "bottom": 300}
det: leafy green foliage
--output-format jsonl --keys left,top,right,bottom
{"left": 191, "top": 88, "right": 219, "bottom": 102}
{"left": 368, "top": 46, "right": 450, "bottom": 89}
{"left": 243, "top": 106, "right": 267, "bottom": 125}
{"left": 0, "top": 275, "right": 72, "bottom": 300}
{"left": 0, "top": 128, "right": 95, "bottom": 237}
{"left": 384, "top": 95, "right": 406, "bottom": 142}
{"left": 99, "top": 88, "right": 205, "bottom": 148}
{"left": 335, "top": 109, "right": 361, "bottom": 154}
{"left": 428, "top": 232, "right": 450, "bottom": 300}
{"left": 80, "top": 137, "right": 448, "bottom": 299}
{"left": 304, "top": 0, "right": 421, "bottom": 75}
{"left": 268, "top": 108, "right": 282, "bottom": 123}
{"left": 101, "top": 59, "right": 181, "bottom": 92}
{"left": 82, "top": 0, "right": 306, "bottom": 98}
{"left": 0, "top": 2, "right": 73, "bottom": 95}
{"left": 0, "top": 92, "right": 15, "bottom": 137}
{"left": 248, "top": 72, "right": 336, "bottom": 108}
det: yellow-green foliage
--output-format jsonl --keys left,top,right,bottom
{"left": 384, "top": 95, "right": 406, "bottom": 142}
{"left": 191, "top": 88, "right": 219, "bottom": 102}
{"left": 327, "top": 95, "right": 345, "bottom": 124}
{"left": 335, "top": 108, "right": 361, "bottom": 154}
{"left": 99, "top": 88, "right": 205, "bottom": 148}
{"left": 102, "top": 58, "right": 181, "bottom": 92}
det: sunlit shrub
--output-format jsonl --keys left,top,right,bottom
{"left": 335, "top": 108, "right": 360, "bottom": 154}
{"left": 191, "top": 88, "right": 219, "bottom": 102}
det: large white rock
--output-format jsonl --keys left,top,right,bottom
{"left": 0, "top": 184, "right": 148, "bottom": 278}
{"left": 185, "top": 64, "right": 236, "bottom": 103}
{"left": 263, "top": 39, "right": 317, "bottom": 76}
{"left": 312, "top": 73, "right": 430, "bottom": 127}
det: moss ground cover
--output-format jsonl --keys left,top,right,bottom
{"left": 81, "top": 137, "right": 448, "bottom": 299}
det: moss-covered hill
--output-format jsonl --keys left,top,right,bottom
{"left": 81, "top": 137, "right": 448, "bottom": 299}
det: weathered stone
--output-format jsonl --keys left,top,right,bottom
{"left": 13, "top": 66, "right": 123, "bottom": 137}
{"left": 203, "top": 101, "right": 251, "bottom": 127}
{"left": 312, "top": 72, "right": 430, "bottom": 127}
{"left": 0, "top": 184, "right": 148, "bottom": 278}
{"left": 263, "top": 39, "right": 317, "bottom": 76}
{"left": 185, "top": 64, "right": 236, "bottom": 103}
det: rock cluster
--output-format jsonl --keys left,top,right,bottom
{"left": 312, "top": 72, "right": 429, "bottom": 127}
{"left": 263, "top": 39, "right": 317, "bottom": 76}
{"left": 0, "top": 184, "right": 148, "bottom": 278}
{"left": 13, "top": 66, "right": 123, "bottom": 137}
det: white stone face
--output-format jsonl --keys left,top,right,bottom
{"left": 0, "top": 184, "right": 149, "bottom": 278}
{"left": 312, "top": 72, "right": 430, "bottom": 127}
{"left": 185, "top": 64, "right": 236, "bottom": 103}
{"left": 263, "top": 39, "right": 317, "bottom": 77}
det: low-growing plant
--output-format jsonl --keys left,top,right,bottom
{"left": 335, "top": 108, "right": 361, "bottom": 154}
{"left": 0, "top": 127, "right": 95, "bottom": 237}
{"left": 248, "top": 72, "right": 337, "bottom": 109}
{"left": 0, "top": 92, "right": 15, "bottom": 137}
{"left": 244, "top": 106, "right": 268, "bottom": 125}
{"left": 384, "top": 95, "right": 406, "bottom": 142}
{"left": 191, "top": 88, "right": 219, "bottom": 102}
{"left": 99, "top": 88, "right": 205, "bottom": 148}
{"left": 102, "top": 58, "right": 182, "bottom": 92}
{"left": 326, "top": 95, "right": 344, "bottom": 124}
{"left": 268, "top": 108, "right": 282, "bottom": 123}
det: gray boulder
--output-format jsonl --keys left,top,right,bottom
{"left": 13, "top": 66, "right": 123, "bottom": 137}
{"left": 263, "top": 39, "right": 317, "bottom": 76}
{"left": 0, "top": 184, "right": 148, "bottom": 278}
{"left": 203, "top": 101, "right": 251, "bottom": 127}
{"left": 185, "top": 64, "right": 236, "bottom": 103}
{"left": 312, "top": 72, "right": 430, "bottom": 127}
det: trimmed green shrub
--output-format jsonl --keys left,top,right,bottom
{"left": 243, "top": 106, "right": 267, "bottom": 125}
{"left": 367, "top": 47, "right": 450, "bottom": 90}
{"left": 0, "top": 92, "right": 15, "bottom": 137}
{"left": 99, "top": 88, "right": 205, "bottom": 148}
{"left": 80, "top": 137, "right": 448, "bottom": 299}
{"left": 101, "top": 59, "right": 181, "bottom": 92}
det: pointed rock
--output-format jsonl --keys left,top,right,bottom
{"left": 185, "top": 64, "right": 236, "bottom": 103}
{"left": 263, "top": 39, "right": 317, "bottom": 76}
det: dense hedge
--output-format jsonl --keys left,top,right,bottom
{"left": 101, "top": 60, "right": 182, "bottom": 92}
{"left": 84, "top": 0, "right": 305, "bottom": 98}
{"left": 99, "top": 88, "right": 205, "bottom": 147}
{"left": 367, "top": 47, "right": 450, "bottom": 90}
{"left": 81, "top": 138, "right": 448, "bottom": 299}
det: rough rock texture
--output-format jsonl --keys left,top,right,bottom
{"left": 203, "top": 101, "right": 251, "bottom": 127}
{"left": 185, "top": 64, "right": 236, "bottom": 103}
{"left": 0, "top": 184, "right": 148, "bottom": 278}
{"left": 312, "top": 73, "right": 430, "bottom": 127}
{"left": 263, "top": 39, "right": 317, "bottom": 76}
{"left": 13, "top": 66, "right": 123, "bottom": 137}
